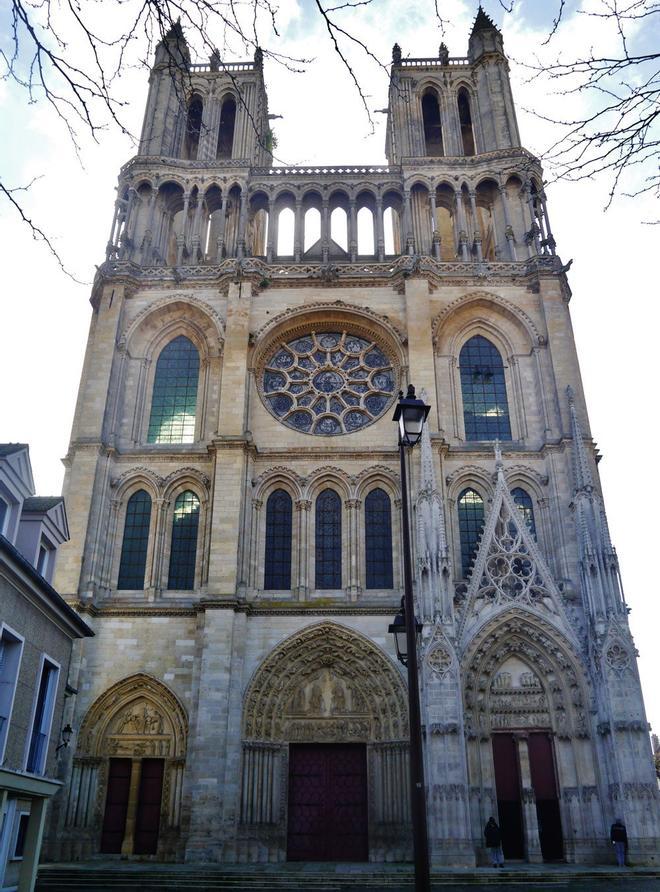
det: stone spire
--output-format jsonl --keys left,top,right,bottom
{"left": 154, "top": 17, "right": 190, "bottom": 68}
{"left": 471, "top": 5, "right": 499, "bottom": 35}
{"left": 468, "top": 4, "right": 505, "bottom": 61}
{"left": 567, "top": 387, "right": 625, "bottom": 622}
{"left": 415, "top": 393, "right": 452, "bottom": 623}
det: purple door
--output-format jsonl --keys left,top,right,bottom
{"left": 287, "top": 743, "right": 368, "bottom": 861}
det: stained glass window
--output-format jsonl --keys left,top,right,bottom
{"left": 147, "top": 336, "right": 200, "bottom": 444}
{"left": 315, "top": 489, "right": 341, "bottom": 589}
{"left": 458, "top": 488, "right": 485, "bottom": 577}
{"left": 365, "top": 488, "right": 393, "bottom": 589}
{"left": 167, "top": 490, "right": 200, "bottom": 590}
{"left": 261, "top": 331, "right": 395, "bottom": 436}
{"left": 459, "top": 336, "right": 512, "bottom": 441}
{"left": 264, "top": 489, "right": 293, "bottom": 589}
{"left": 117, "top": 489, "right": 152, "bottom": 589}
{"left": 512, "top": 487, "right": 537, "bottom": 539}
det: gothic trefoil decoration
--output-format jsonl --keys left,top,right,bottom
{"left": 458, "top": 443, "right": 574, "bottom": 645}
{"left": 415, "top": 392, "right": 452, "bottom": 623}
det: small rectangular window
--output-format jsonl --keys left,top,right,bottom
{"left": 0, "top": 626, "right": 24, "bottom": 760}
{"left": 12, "top": 812, "right": 30, "bottom": 859}
{"left": 26, "top": 657, "right": 59, "bottom": 774}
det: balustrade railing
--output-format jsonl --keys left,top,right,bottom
{"left": 399, "top": 57, "right": 469, "bottom": 67}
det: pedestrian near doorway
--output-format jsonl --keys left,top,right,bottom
{"left": 610, "top": 818, "right": 628, "bottom": 867}
{"left": 485, "top": 816, "right": 504, "bottom": 867}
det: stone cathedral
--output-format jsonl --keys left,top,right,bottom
{"left": 49, "top": 9, "right": 659, "bottom": 869}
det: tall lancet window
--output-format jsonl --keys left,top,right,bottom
{"left": 167, "top": 490, "right": 200, "bottom": 590}
{"left": 457, "top": 88, "right": 475, "bottom": 156}
{"left": 264, "top": 489, "right": 293, "bottom": 590}
{"left": 512, "top": 487, "right": 537, "bottom": 539}
{"left": 217, "top": 97, "right": 236, "bottom": 159}
{"left": 365, "top": 488, "right": 393, "bottom": 589}
{"left": 183, "top": 95, "right": 203, "bottom": 160}
{"left": 147, "top": 336, "right": 200, "bottom": 444}
{"left": 459, "top": 336, "right": 512, "bottom": 441}
{"left": 315, "top": 489, "right": 341, "bottom": 589}
{"left": 117, "top": 489, "right": 152, "bottom": 589}
{"left": 422, "top": 90, "right": 444, "bottom": 156}
{"left": 458, "top": 488, "right": 485, "bottom": 577}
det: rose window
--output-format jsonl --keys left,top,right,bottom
{"left": 261, "top": 331, "right": 397, "bottom": 435}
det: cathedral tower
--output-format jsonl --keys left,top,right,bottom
{"left": 51, "top": 9, "right": 659, "bottom": 868}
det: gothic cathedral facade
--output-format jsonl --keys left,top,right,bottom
{"left": 50, "top": 10, "right": 659, "bottom": 868}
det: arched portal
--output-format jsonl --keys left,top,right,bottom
{"left": 238, "top": 622, "right": 411, "bottom": 862}
{"left": 462, "top": 614, "right": 597, "bottom": 864}
{"left": 61, "top": 674, "right": 188, "bottom": 861}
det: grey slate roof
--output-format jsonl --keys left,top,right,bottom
{"left": 22, "top": 496, "right": 64, "bottom": 512}
{"left": 0, "top": 443, "right": 28, "bottom": 456}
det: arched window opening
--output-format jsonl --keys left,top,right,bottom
{"left": 147, "top": 335, "right": 200, "bottom": 444}
{"left": 117, "top": 490, "right": 152, "bottom": 589}
{"left": 264, "top": 489, "right": 293, "bottom": 590}
{"left": 365, "top": 489, "right": 393, "bottom": 589}
{"left": 357, "top": 207, "right": 375, "bottom": 256}
{"left": 422, "top": 91, "right": 443, "bottom": 156}
{"left": 167, "top": 490, "right": 200, "bottom": 590}
{"left": 458, "top": 488, "right": 484, "bottom": 577}
{"left": 459, "top": 335, "right": 512, "bottom": 441}
{"left": 183, "top": 96, "right": 203, "bottom": 160}
{"left": 304, "top": 207, "right": 321, "bottom": 252}
{"left": 217, "top": 97, "right": 236, "bottom": 159}
{"left": 512, "top": 487, "right": 537, "bottom": 539}
{"left": 435, "top": 200, "right": 456, "bottom": 260}
{"left": 250, "top": 207, "right": 268, "bottom": 257}
{"left": 330, "top": 207, "right": 348, "bottom": 252}
{"left": 315, "top": 489, "right": 341, "bottom": 590}
{"left": 277, "top": 207, "right": 294, "bottom": 256}
{"left": 457, "top": 89, "right": 475, "bottom": 156}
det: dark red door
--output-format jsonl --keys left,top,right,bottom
{"left": 492, "top": 734, "right": 525, "bottom": 859}
{"left": 287, "top": 743, "right": 368, "bottom": 861}
{"left": 528, "top": 733, "right": 564, "bottom": 861}
{"left": 133, "top": 758, "right": 164, "bottom": 855}
{"left": 100, "top": 758, "right": 132, "bottom": 853}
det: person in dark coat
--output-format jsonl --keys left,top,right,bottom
{"left": 610, "top": 818, "right": 628, "bottom": 867}
{"left": 484, "top": 816, "right": 504, "bottom": 867}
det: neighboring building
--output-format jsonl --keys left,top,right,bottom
{"left": 0, "top": 445, "right": 92, "bottom": 891}
{"left": 49, "top": 9, "right": 659, "bottom": 868}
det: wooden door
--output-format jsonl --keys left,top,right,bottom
{"left": 100, "top": 758, "right": 132, "bottom": 853}
{"left": 528, "top": 732, "right": 564, "bottom": 861}
{"left": 133, "top": 758, "right": 165, "bottom": 855}
{"left": 287, "top": 743, "right": 368, "bottom": 861}
{"left": 492, "top": 734, "right": 524, "bottom": 859}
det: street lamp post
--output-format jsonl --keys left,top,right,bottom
{"left": 390, "top": 384, "right": 431, "bottom": 892}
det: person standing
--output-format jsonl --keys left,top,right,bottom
{"left": 485, "top": 816, "right": 504, "bottom": 867}
{"left": 610, "top": 818, "right": 628, "bottom": 867}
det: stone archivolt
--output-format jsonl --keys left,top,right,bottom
{"left": 242, "top": 622, "right": 408, "bottom": 743}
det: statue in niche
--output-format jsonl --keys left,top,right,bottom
{"left": 143, "top": 706, "right": 164, "bottom": 734}
{"left": 331, "top": 681, "right": 347, "bottom": 714}
{"left": 309, "top": 682, "right": 325, "bottom": 714}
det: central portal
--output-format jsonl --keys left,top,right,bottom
{"left": 287, "top": 743, "right": 368, "bottom": 861}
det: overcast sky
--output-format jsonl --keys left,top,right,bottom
{"left": 1, "top": 0, "right": 658, "bottom": 739}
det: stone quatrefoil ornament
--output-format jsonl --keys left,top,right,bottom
{"left": 262, "top": 331, "right": 396, "bottom": 435}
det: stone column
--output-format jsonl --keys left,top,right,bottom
{"left": 295, "top": 499, "right": 311, "bottom": 600}
{"left": 524, "top": 183, "right": 542, "bottom": 255}
{"left": 516, "top": 734, "right": 543, "bottom": 863}
{"left": 375, "top": 196, "right": 385, "bottom": 261}
{"left": 236, "top": 189, "right": 248, "bottom": 258}
{"left": 151, "top": 496, "right": 169, "bottom": 595}
{"left": 267, "top": 203, "right": 278, "bottom": 262}
{"left": 348, "top": 200, "right": 358, "bottom": 261}
{"left": 455, "top": 190, "right": 469, "bottom": 260}
{"left": 140, "top": 189, "right": 158, "bottom": 264}
{"left": 106, "top": 197, "right": 123, "bottom": 258}
{"left": 402, "top": 190, "right": 414, "bottom": 253}
{"left": 345, "top": 498, "right": 361, "bottom": 601}
{"left": 540, "top": 193, "right": 556, "bottom": 254}
{"left": 468, "top": 190, "right": 483, "bottom": 262}
{"left": 176, "top": 191, "right": 190, "bottom": 266}
{"left": 248, "top": 498, "right": 263, "bottom": 591}
{"left": 499, "top": 185, "right": 518, "bottom": 260}
{"left": 190, "top": 192, "right": 204, "bottom": 263}
{"left": 321, "top": 200, "right": 330, "bottom": 263}
{"left": 404, "top": 276, "right": 438, "bottom": 430}
{"left": 17, "top": 796, "right": 48, "bottom": 892}
{"left": 214, "top": 198, "right": 226, "bottom": 261}
{"left": 294, "top": 198, "right": 303, "bottom": 262}
{"left": 429, "top": 189, "right": 437, "bottom": 249}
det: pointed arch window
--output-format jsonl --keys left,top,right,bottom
{"left": 183, "top": 96, "right": 203, "bottom": 160}
{"left": 147, "top": 336, "right": 200, "bottom": 444}
{"left": 457, "top": 88, "right": 475, "bottom": 156}
{"left": 422, "top": 90, "right": 444, "bottom": 156}
{"left": 315, "top": 489, "right": 341, "bottom": 589}
{"left": 365, "top": 488, "right": 393, "bottom": 589}
{"left": 264, "top": 489, "right": 293, "bottom": 590}
{"left": 167, "top": 490, "right": 200, "bottom": 590}
{"left": 459, "top": 335, "right": 512, "bottom": 441}
{"left": 217, "top": 97, "right": 236, "bottom": 159}
{"left": 117, "top": 490, "right": 152, "bottom": 589}
{"left": 512, "top": 487, "right": 536, "bottom": 539}
{"left": 458, "top": 488, "right": 485, "bottom": 577}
